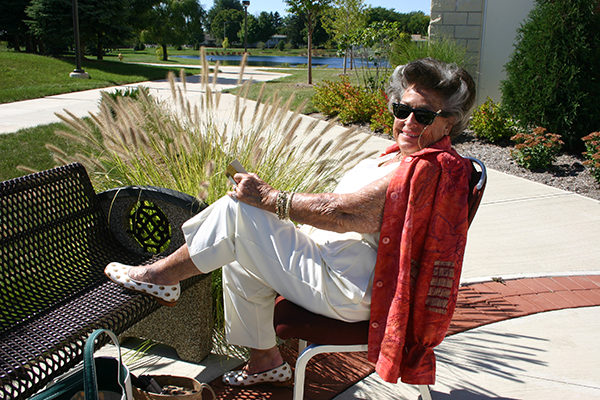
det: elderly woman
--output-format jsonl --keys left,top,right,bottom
{"left": 105, "top": 58, "right": 476, "bottom": 386}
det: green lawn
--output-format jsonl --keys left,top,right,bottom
{"left": 0, "top": 50, "right": 202, "bottom": 104}
{"left": 0, "top": 123, "right": 83, "bottom": 180}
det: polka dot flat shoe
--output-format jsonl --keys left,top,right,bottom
{"left": 104, "top": 262, "right": 180, "bottom": 307}
{"left": 222, "top": 362, "right": 293, "bottom": 387}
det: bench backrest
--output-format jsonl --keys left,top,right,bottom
{"left": 0, "top": 163, "right": 119, "bottom": 332}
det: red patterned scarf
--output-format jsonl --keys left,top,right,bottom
{"left": 368, "top": 136, "right": 471, "bottom": 384}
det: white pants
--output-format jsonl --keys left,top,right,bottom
{"left": 182, "top": 196, "right": 375, "bottom": 349}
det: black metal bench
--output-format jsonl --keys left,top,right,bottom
{"left": 0, "top": 163, "right": 212, "bottom": 400}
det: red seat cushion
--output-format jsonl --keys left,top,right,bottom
{"left": 274, "top": 296, "right": 369, "bottom": 345}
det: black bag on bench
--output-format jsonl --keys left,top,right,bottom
{"left": 30, "top": 329, "right": 132, "bottom": 400}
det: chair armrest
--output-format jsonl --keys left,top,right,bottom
{"left": 464, "top": 156, "right": 487, "bottom": 191}
{"left": 464, "top": 157, "right": 487, "bottom": 227}
{"left": 97, "top": 186, "right": 207, "bottom": 256}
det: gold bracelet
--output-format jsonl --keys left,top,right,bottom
{"left": 284, "top": 192, "right": 295, "bottom": 220}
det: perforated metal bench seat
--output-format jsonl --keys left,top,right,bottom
{"left": 0, "top": 163, "right": 211, "bottom": 400}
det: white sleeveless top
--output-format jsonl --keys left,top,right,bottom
{"left": 299, "top": 152, "right": 400, "bottom": 302}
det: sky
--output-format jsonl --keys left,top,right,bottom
{"left": 201, "top": 0, "right": 431, "bottom": 17}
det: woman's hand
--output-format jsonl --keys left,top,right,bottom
{"left": 228, "top": 173, "right": 278, "bottom": 212}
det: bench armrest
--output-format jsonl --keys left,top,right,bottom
{"left": 97, "top": 186, "right": 207, "bottom": 256}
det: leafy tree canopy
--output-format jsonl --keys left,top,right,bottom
{"left": 143, "top": 0, "right": 205, "bottom": 60}
{"left": 206, "top": 0, "right": 243, "bottom": 31}
{"left": 211, "top": 8, "right": 243, "bottom": 41}
{"left": 366, "top": 7, "right": 429, "bottom": 35}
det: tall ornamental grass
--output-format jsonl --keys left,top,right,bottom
{"left": 48, "top": 51, "right": 377, "bottom": 357}
{"left": 390, "top": 34, "right": 471, "bottom": 68}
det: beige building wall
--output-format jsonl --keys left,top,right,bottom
{"left": 429, "top": 0, "right": 535, "bottom": 105}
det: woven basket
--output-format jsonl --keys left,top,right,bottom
{"left": 132, "top": 376, "right": 215, "bottom": 400}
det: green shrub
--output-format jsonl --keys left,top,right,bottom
{"left": 155, "top": 47, "right": 163, "bottom": 60}
{"left": 469, "top": 97, "right": 515, "bottom": 142}
{"left": 369, "top": 90, "right": 393, "bottom": 136}
{"left": 312, "top": 77, "right": 348, "bottom": 117}
{"left": 313, "top": 76, "right": 383, "bottom": 126}
{"left": 277, "top": 40, "right": 285, "bottom": 51}
{"left": 582, "top": 132, "right": 600, "bottom": 183}
{"left": 511, "top": 127, "right": 564, "bottom": 170}
{"left": 500, "top": 0, "right": 600, "bottom": 149}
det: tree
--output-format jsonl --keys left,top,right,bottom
{"left": 79, "top": 0, "right": 136, "bottom": 60}
{"left": 281, "top": 13, "right": 305, "bottom": 46}
{"left": 26, "top": 0, "right": 73, "bottom": 55}
{"left": 365, "top": 7, "right": 429, "bottom": 35}
{"left": 322, "top": 0, "right": 367, "bottom": 73}
{"left": 500, "top": 0, "right": 600, "bottom": 149}
{"left": 211, "top": 8, "right": 243, "bottom": 44}
{"left": 254, "top": 11, "right": 279, "bottom": 44}
{"left": 365, "top": 6, "right": 401, "bottom": 24}
{"left": 0, "top": 0, "right": 39, "bottom": 52}
{"left": 237, "top": 13, "right": 258, "bottom": 45}
{"left": 284, "top": 0, "right": 333, "bottom": 84}
{"left": 26, "top": 0, "right": 146, "bottom": 58}
{"left": 406, "top": 11, "right": 429, "bottom": 35}
{"left": 206, "top": 0, "right": 242, "bottom": 33}
{"left": 144, "top": 0, "right": 205, "bottom": 61}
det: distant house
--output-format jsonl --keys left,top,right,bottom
{"left": 202, "top": 34, "right": 218, "bottom": 47}
{"left": 429, "top": 0, "right": 535, "bottom": 105}
{"left": 265, "top": 34, "right": 286, "bottom": 48}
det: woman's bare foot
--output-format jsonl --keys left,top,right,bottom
{"left": 244, "top": 346, "right": 285, "bottom": 375}
{"left": 222, "top": 345, "right": 291, "bottom": 387}
{"left": 127, "top": 244, "right": 201, "bottom": 285}
{"left": 127, "top": 262, "right": 179, "bottom": 286}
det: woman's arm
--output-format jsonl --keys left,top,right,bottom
{"left": 230, "top": 170, "right": 394, "bottom": 234}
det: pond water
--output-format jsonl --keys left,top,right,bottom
{"left": 174, "top": 54, "right": 387, "bottom": 69}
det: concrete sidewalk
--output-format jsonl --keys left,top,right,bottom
{"left": 0, "top": 65, "right": 290, "bottom": 134}
{"left": 3, "top": 68, "right": 599, "bottom": 399}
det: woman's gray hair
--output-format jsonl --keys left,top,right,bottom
{"left": 386, "top": 58, "right": 476, "bottom": 139}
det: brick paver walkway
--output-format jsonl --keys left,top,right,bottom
{"left": 206, "top": 275, "right": 600, "bottom": 400}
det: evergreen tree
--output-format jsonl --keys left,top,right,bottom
{"left": 0, "top": 0, "right": 38, "bottom": 52}
{"left": 501, "top": 0, "right": 600, "bottom": 149}
{"left": 26, "top": 0, "right": 141, "bottom": 58}
{"left": 26, "top": 0, "right": 73, "bottom": 55}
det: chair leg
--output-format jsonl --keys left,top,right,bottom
{"left": 298, "top": 339, "right": 307, "bottom": 353}
{"left": 293, "top": 343, "right": 368, "bottom": 400}
{"left": 418, "top": 384, "right": 432, "bottom": 400}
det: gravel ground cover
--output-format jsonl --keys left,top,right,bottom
{"left": 453, "top": 131, "right": 600, "bottom": 202}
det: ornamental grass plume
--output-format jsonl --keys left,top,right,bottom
{"left": 45, "top": 50, "right": 377, "bottom": 357}
{"left": 50, "top": 55, "right": 375, "bottom": 204}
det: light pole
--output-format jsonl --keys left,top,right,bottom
{"left": 69, "top": 0, "right": 89, "bottom": 78}
{"left": 243, "top": 0, "right": 250, "bottom": 53}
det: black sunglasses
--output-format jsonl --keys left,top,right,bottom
{"left": 392, "top": 103, "right": 451, "bottom": 125}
